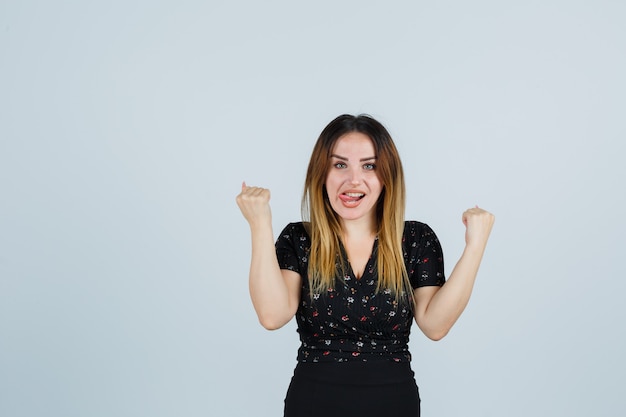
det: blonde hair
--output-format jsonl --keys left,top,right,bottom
{"left": 302, "top": 114, "right": 410, "bottom": 299}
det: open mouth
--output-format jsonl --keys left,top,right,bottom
{"left": 340, "top": 192, "right": 365, "bottom": 203}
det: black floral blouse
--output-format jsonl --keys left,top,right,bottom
{"left": 275, "top": 221, "right": 445, "bottom": 363}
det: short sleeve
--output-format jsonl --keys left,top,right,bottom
{"left": 404, "top": 221, "right": 446, "bottom": 289}
{"left": 275, "top": 222, "right": 309, "bottom": 276}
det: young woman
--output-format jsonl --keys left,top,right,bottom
{"left": 236, "top": 114, "right": 495, "bottom": 417}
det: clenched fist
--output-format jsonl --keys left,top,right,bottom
{"left": 462, "top": 206, "right": 495, "bottom": 249}
{"left": 236, "top": 181, "right": 272, "bottom": 228}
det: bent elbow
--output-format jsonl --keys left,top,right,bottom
{"left": 258, "top": 315, "right": 290, "bottom": 331}
{"left": 259, "top": 321, "right": 283, "bottom": 331}
{"left": 425, "top": 328, "right": 450, "bottom": 341}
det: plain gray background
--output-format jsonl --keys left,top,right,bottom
{"left": 1, "top": 1, "right": 625, "bottom": 416}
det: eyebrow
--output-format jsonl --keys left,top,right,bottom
{"left": 330, "top": 154, "right": 377, "bottom": 162}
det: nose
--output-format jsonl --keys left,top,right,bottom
{"left": 348, "top": 167, "right": 362, "bottom": 184}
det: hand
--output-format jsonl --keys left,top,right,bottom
{"left": 462, "top": 206, "right": 495, "bottom": 249}
{"left": 236, "top": 181, "right": 272, "bottom": 228}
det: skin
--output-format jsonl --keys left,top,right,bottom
{"left": 413, "top": 206, "right": 495, "bottom": 340}
{"left": 325, "top": 132, "right": 382, "bottom": 278}
{"left": 236, "top": 133, "right": 495, "bottom": 338}
{"left": 236, "top": 183, "right": 301, "bottom": 330}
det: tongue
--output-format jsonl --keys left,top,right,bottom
{"left": 340, "top": 194, "right": 362, "bottom": 203}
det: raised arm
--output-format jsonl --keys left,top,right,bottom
{"left": 236, "top": 182, "right": 301, "bottom": 330}
{"left": 413, "top": 207, "right": 495, "bottom": 340}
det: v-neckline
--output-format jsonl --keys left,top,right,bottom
{"left": 340, "top": 237, "right": 378, "bottom": 280}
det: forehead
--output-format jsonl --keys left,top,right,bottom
{"left": 331, "top": 132, "right": 375, "bottom": 156}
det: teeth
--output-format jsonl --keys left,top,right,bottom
{"left": 345, "top": 193, "right": 364, "bottom": 197}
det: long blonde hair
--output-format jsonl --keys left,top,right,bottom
{"left": 302, "top": 114, "right": 410, "bottom": 299}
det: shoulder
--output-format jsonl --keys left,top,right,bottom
{"left": 404, "top": 220, "right": 446, "bottom": 286}
{"left": 403, "top": 220, "right": 437, "bottom": 239}
{"left": 402, "top": 221, "right": 442, "bottom": 252}
{"left": 275, "top": 222, "right": 311, "bottom": 271}
{"left": 278, "top": 222, "right": 309, "bottom": 239}
{"left": 276, "top": 222, "right": 311, "bottom": 248}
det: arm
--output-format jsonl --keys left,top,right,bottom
{"left": 236, "top": 182, "right": 301, "bottom": 330}
{"left": 413, "top": 207, "right": 495, "bottom": 340}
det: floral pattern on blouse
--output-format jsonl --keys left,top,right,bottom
{"left": 275, "top": 221, "right": 445, "bottom": 363}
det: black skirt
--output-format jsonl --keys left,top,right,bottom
{"left": 283, "top": 360, "right": 421, "bottom": 417}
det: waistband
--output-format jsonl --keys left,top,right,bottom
{"left": 292, "top": 360, "right": 415, "bottom": 386}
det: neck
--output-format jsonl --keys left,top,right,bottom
{"left": 340, "top": 217, "right": 377, "bottom": 241}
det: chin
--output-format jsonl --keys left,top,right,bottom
{"left": 337, "top": 209, "right": 373, "bottom": 222}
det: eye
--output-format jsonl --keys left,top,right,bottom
{"left": 363, "top": 163, "right": 376, "bottom": 171}
{"left": 333, "top": 162, "right": 347, "bottom": 169}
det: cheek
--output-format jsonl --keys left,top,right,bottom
{"left": 325, "top": 172, "right": 340, "bottom": 189}
{"left": 368, "top": 174, "right": 382, "bottom": 190}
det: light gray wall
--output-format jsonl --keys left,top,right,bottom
{"left": 1, "top": 1, "right": 624, "bottom": 416}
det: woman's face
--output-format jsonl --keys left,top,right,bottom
{"left": 325, "top": 132, "right": 383, "bottom": 227}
